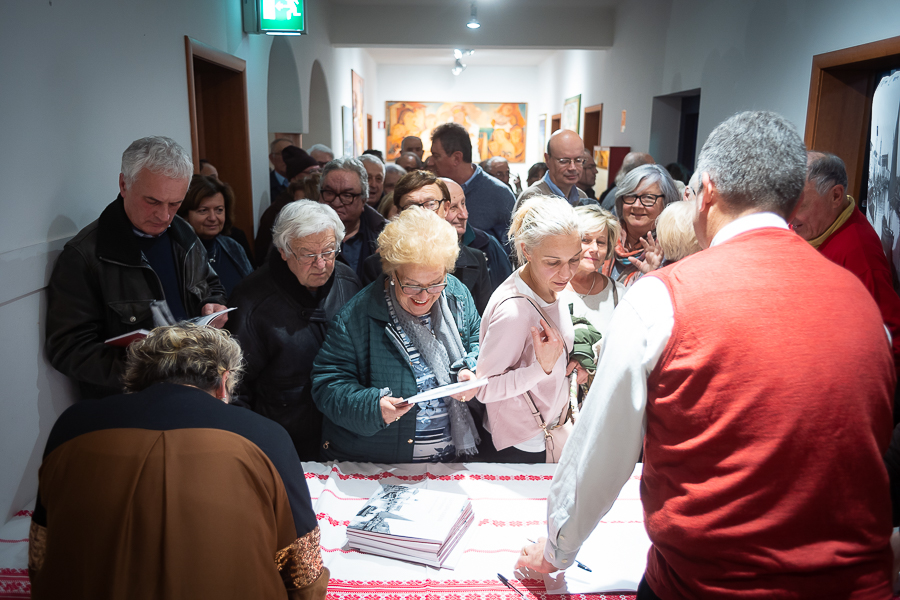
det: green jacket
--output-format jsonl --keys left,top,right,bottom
{"left": 311, "top": 273, "right": 481, "bottom": 463}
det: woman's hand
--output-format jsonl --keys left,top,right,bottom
{"left": 380, "top": 396, "right": 414, "bottom": 425}
{"left": 514, "top": 537, "right": 557, "bottom": 574}
{"left": 566, "top": 360, "right": 590, "bottom": 385}
{"left": 627, "top": 231, "right": 663, "bottom": 274}
{"left": 450, "top": 369, "right": 476, "bottom": 402}
{"left": 532, "top": 319, "right": 564, "bottom": 375}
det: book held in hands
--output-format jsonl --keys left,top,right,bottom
{"left": 346, "top": 484, "right": 473, "bottom": 568}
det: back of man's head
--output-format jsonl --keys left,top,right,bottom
{"left": 123, "top": 325, "right": 243, "bottom": 397}
{"left": 615, "top": 152, "right": 654, "bottom": 186}
{"left": 807, "top": 151, "right": 848, "bottom": 195}
{"left": 697, "top": 111, "right": 807, "bottom": 218}
{"left": 431, "top": 122, "right": 472, "bottom": 164}
{"left": 121, "top": 136, "right": 193, "bottom": 187}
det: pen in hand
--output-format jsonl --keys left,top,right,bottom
{"left": 526, "top": 538, "right": 592, "bottom": 573}
{"left": 497, "top": 573, "right": 525, "bottom": 598}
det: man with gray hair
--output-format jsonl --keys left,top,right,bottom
{"left": 383, "top": 163, "right": 407, "bottom": 197}
{"left": 792, "top": 151, "right": 900, "bottom": 402}
{"left": 46, "top": 136, "right": 228, "bottom": 399}
{"left": 307, "top": 143, "right": 334, "bottom": 168}
{"left": 358, "top": 153, "right": 385, "bottom": 206}
{"left": 400, "top": 135, "right": 424, "bottom": 160}
{"left": 317, "top": 157, "right": 386, "bottom": 279}
{"left": 518, "top": 112, "right": 894, "bottom": 599}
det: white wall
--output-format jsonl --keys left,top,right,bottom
{"left": 374, "top": 63, "right": 543, "bottom": 181}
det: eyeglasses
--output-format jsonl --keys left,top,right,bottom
{"left": 549, "top": 157, "right": 586, "bottom": 167}
{"left": 391, "top": 277, "right": 447, "bottom": 296}
{"left": 320, "top": 188, "right": 362, "bottom": 206}
{"left": 290, "top": 247, "right": 339, "bottom": 265}
{"left": 622, "top": 193, "right": 664, "bottom": 207}
{"left": 401, "top": 198, "right": 449, "bottom": 213}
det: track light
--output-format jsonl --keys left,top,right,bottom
{"left": 467, "top": 2, "right": 480, "bottom": 29}
{"left": 451, "top": 49, "right": 474, "bottom": 75}
{"left": 452, "top": 58, "right": 466, "bottom": 76}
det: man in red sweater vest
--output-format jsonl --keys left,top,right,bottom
{"left": 792, "top": 151, "right": 900, "bottom": 420}
{"left": 518, "top": 111, "right": 895, "bottom": 599}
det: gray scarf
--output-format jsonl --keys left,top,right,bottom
{"left": 387, "top": 283, "right": 481, "bottom": 456}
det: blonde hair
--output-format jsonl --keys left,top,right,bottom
{"left": 655, "top": 200, "right": 701, "bottom": 262}
{"left": 508, "top": 195, "right": 579, "bottom": 265}
{"left": 123, "top": 324, "right": 243, "bottom": 396}
{"left": 574, "top": 204, "right": 620, "bottom": 261}
{"left": 378, "top": 207, "right": 459, "bottom": 274}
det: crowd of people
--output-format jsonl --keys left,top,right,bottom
{"left": 33, "top": 109, "right": 900, "bottom": 598}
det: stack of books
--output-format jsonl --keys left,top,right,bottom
{"left": 346, "top": 484, "right": 473, "bottom": 568}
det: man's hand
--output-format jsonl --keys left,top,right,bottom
{"left": 514, "top": 537, "right": 557, "bottom": 574}
{"left": 380, "top": 396, "right": 415, "bottom": 425}
{"left": 450, "top": 369, "right": 476, "bottom": 402}
{"left": 201, "top": 303, "right": 229, "bottom": 328}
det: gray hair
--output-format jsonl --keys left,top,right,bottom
{"left": 272, "top": 199, "right": 346, "bottom": 254}
{"left": 696, "top": 111, "right": 807, "bottom": 217}
{"left": 359, "top": 153, "right": 386, "bottom": 173}
{"left": 484, "top": 156, "right": 508, "bottom": 170}
{"left": 615, "top": 164, "right": 680, "bottom": 218}
{"left": 121, "top": 136, "right": 193, "bottom": 187}
{"left": 615, "top": 152, "right": 654, "bottom": 186}
{"left": 319, "top": 157, "right": 369, "bottom": 203}
{"left": 270, "top": 137, "right": 293, "bottom": 153}
{"left": 307, "top": 143, "right": 334, "bottom": 158}
{"left": 574, "top": 204, "right": 620, "bottom": 262}
{"left": 508, "top": 195, "right": 580, "bottom": 265}
{"left": 807, "top": 152, "right": 848, "bottom": 196}
{"left": 385, "top": 163, "right": 408, "bottom": 177}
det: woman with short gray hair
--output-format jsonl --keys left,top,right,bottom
{"left": 610, "top": 163, "right": 680, "bottom": 285}
{"left": 227, "top": 200, "right": 361, "bottom": 460}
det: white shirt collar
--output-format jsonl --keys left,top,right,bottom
{"left": 710, "top": 212, "right": 788, "bottom": 247}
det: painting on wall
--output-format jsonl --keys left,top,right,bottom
{"left": 351, "top": 70, "right": 365, "bottom": 156}
{"left": 341, "top": 105, "right": 353, "bottom": 158}
{"left": 537, "top": 114, "right": 547, "bottom": 155}
{"left": 867, "top": 71, "right": 900, "bottom": 290}
{"left": 562, "top": 94, "right": 581, "bottom": 134}
{"left": 385, "top": 101, "right": 527, "bottom": 163}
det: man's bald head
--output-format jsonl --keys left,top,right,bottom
{"left": 396, "top": 151, "right": 421, "bottom": 172}
{"left": 545, "top": 129, "right": 586, "bottom": 193}
{"left": 616, "top": 152, "right": 655, "bottom": 186}
{"left": 401, "top": 136, "right": 424, "bottom": 159}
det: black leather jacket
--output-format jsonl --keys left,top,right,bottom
{"left": 45, "top": 196, "right": 226, "bottom": 399}
{"left": 227, "top": 253, "right": 361, "bottom": 460}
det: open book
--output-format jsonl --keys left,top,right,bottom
{"left": 104, "top": 307, "right": 236, "bottom": 346}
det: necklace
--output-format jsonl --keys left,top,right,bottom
{"left": 576, "top": 272, "right": 599, "bottom": 298}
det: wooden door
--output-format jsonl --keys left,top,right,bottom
{"left": 583, "top": 104, "right": 603, "bottom": 149}
{"left": 551, "top": 114, "right": 561, "bottom": 135}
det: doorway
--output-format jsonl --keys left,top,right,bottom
{"left": 649, "top": 89, "right": 700, "bottom": 172}
{"left": 583, "top": 104, "right": 603, "bottom": 150}
{"left": 185, "top": 37, "right": 254, "bottom": 238}
{"left": 551, "top": 114, "right": 561, "bottom": 135}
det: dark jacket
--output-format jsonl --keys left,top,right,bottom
{"left": 45, "top": 196, "right": 226, "bottom": 399}
{"left": 227, "top": 254, "right": 361, "bottom": 460}
{"left": 208, "top": 234, "right": 254, "bottom": 298}
{"left": 338, "top": 205, "right": 387, "bottom": 280}
{"left": 360, "top": 244, "right": 492, "bottom": 314}
{"left": 462, "top": 224, "right": 513, "bottom": 292}
{"left": 311, "top": 274, "right": 480, "bottom": 463}
{"left": 255, "top": 190, "right": 292, "bottom": 267}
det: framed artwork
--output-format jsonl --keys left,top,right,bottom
{"left": 351, "top": 70, "right": 365, "bottom": 156}
{"left": 867, "top": 71, "right": 900, "bottom": 289}
{"left": 341, "top": 105, "right": 353, "bottom": 158}
{"left": 385, "top": 101, "right": 527, "bottom": 163}
{"left": 562, "top": 94, "right": 582, "bottom": 134}
{"left": 537, "top": 114, "right": 547, "bottom": 155}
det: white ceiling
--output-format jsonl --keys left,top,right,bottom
{"left": 364, "top": 48, "right": 556, "bottom": 67}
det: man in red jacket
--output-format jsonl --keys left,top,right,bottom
{"left": 792, "top": 151, "right": 900, "bottom": 420}
{"left": 518, "top": 112, "right": 895, "bottom": 599}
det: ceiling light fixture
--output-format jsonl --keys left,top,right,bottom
{"left": 452, "top": 49, "right": 474, "bottom": 75}
{"left": 452, "top": 58, "right": 466, "bottom": 76}
{"left": 467, "top": 2, "right": 480, "bottom": 29}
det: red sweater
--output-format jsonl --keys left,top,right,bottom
{"left": 819, "top": 207, "right": 900, "bottom": 372}
{"left": 645, "top": 227, "right": 894, "bottom": 599}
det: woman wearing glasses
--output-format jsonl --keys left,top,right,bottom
{"left": 227, "top": 200, "right": 361, "bottom": 460}
{"left": 475, "top": 196, "right": 582, "bottom": 463}
{"left": 361, "top": 170, "right": 492, "bottom": 313}
{"left": 609, "top": 164, "right": 680, "bottom": 286}
{"left": 312, "top": 208, "right": 482, "bottom": 463}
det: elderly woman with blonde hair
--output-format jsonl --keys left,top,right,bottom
{"left": 656, "top": 200, "right": 702, "bottom": 264}
{"left": 312, "top": 207, "right": 482, "bottom": 463}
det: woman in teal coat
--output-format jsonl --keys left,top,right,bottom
{"left": 311, "top": 207, "right": 482, "bottom": 463}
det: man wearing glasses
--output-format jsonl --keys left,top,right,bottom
{"left": 516, "top": 129, "right": 598, "bottom": 211}
{"left": 317, "top": 158, "right": 387, "bottom": 280}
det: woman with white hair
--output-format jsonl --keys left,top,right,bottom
{"left": 227, "top": 200, "right": 361, "bottom": 460}
{"left": 609, "top": 164, "right": 680, "bottom": 285}
{"left": 475, "top": 196, "right": 582, "bottom": 463}
{"left": 655, "top": 200, "right": 702, "bottom": 264}
{"left": 312, "top": 208, "right": 482, "bottom": 464}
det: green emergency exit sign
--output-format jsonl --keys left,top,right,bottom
{"left": 243, "top": 0, "right": 307, "bottom": 35}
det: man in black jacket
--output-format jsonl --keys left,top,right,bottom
{"left": 45, "top": 136, "right": 227, "bottom": 399}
